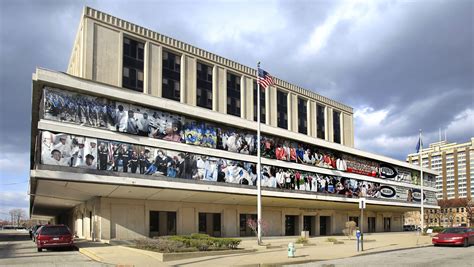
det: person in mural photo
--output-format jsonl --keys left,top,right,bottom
{"left": 128, "top": 151, "right": 139, "bottom": 173}
{"left": 163, "top": 120, "right": 183, "bottom": 142}
{"left": 114, "top": 104, "right": 128, "bottom": 132}
{"left": 154, "top": 150, "right": 170, "bottom": 175}
{"left": 138, "top": 150, "right": 150, "bottom": 174}
{"left": 98, "top": 142, "right": 109, "bottom": 170}
{"left": 84, "top": 154, "right": 96, "bottom": 169}
{"left": 126, "top": 110, "right": 139, "bottom": 135}
{"left": 175, "top": 153, "right": 186, "bottom": 178}
{"left": 49, "top": 149, "right": 67, "bottom": 166}
{"left": 138, "top": 112, "right": 151, "bottom": 136}
{"left": 407, "top": 188, "right": 414, "bottom": 202}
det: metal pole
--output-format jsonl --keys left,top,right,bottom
{"left": 257, "top": 63, "right": 262, "bottom": 245}
{"left": 420, "top": 130, "right": 424, "bottom": 232}
{"left": 361, "top": 207, "right": 364, "bottom": 251}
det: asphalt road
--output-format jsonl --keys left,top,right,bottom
{"left": 0, "top": 230, "right": 106, "bottom": 266}
{"left": 287, "top": 245, "right": 474, "bottom": 267}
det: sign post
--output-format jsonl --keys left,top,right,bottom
{"left": 356, "top": 230, "right": 361, "bottom": 252}
{"left": 359, "top": 198, "right": 366, "bottom": 251}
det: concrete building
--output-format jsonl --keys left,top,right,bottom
{"left": 406, "top": 138, "right": 474, "bottom": 227}
{"left": 29, "top": 7, "right": 439, "bottom": 241}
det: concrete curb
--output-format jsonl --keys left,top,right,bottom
{"left": 235, "top": 244, "right": 433, "bottom": 267}
{"left": 78, "top": 247, "right": 104, "bottom": 263}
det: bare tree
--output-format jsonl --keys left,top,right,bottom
{"left": 9, "top": 209, "right": 26, "bottom": 227}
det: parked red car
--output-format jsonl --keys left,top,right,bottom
{"left": 432, "top": 227, "right": 474, "bottom": 247}
{"left": 36, "top": 224, "right": 74, "bottom": 252}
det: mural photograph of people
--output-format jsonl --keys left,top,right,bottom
{"left": 41, "top": 131, "right": 97, "bottom": 169}
{"left": 42, "top": 87, "right": 432, "bottom": 188}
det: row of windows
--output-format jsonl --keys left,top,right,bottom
{"left": 122, "top": 37, "right": 342, "bottom": 143}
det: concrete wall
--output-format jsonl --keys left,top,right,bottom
{"left": 70, "top": 197, "right": 406, "bottom": 241}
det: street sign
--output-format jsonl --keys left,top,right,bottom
{"left": 359, "top": 198, "right": 366, "bottom": 209}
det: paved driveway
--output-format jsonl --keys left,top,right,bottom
{"left": 287, "top": 245, "right": 474, "bottom": 267}
{"left": 0, "top": 230, "right": 106, "bottom": 266}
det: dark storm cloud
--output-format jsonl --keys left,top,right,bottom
{"left": 0, "top": 0, "right": 472, "bottom": 162}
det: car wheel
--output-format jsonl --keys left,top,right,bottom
{"left": 37, "top": 248, "right": 42, "bottom": 252}
{"left": 464, "top": 238, "right": 469, "bottom": 247}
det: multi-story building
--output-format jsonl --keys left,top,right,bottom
{"left": 29, "top": 7, "right": 439, "bottom": 241}
{"left": 406, "top": 138, "right": 474, "bottom": 227}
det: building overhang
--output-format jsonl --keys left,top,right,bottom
{"left": 29, "top": 165, "right": 439, "bottom": 219}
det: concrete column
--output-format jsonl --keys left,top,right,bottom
{"left": 148, "top": 44, "right": 162, "bottom": 97}
{"left": 83, "top": 18, "right": 94, "bottom": 80}
{"left": 315, "top": 215, "right": 320, "bottom": 236}
{"left": 223, "top": 209, "right": 238, "bottom": 237}
{"left": 286, "top": 93, "right": 292, "bottom": 131}
{"left": 213, "top": 67, "right": 227, "bottom": 113}
{"left": 244, "top": 77, "right": 254, "bottom": 121}
{"left": 178, "top": 207, "right": 196, "bottom": 235}
{"left": 183, "top": 55, "right": 197, "bottom": 106}
{"left": 240, "top": 76, "right": 246, "bottom": 119}
{"left": 180, "top": 55, "right": 186, "bottom": 104}
{"left": 290, "top": 94, "right": 298, "bottom": 132}
{"left": 327, "top": 107, "right": 333, "bottom": 142}
{"left": 269, "top": 86, "right": 277, "bottom": 127}
{"left": 298, "top": 213, "right": 304, "bottom": 235}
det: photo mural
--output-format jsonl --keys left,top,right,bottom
{"left": 40, "top": 131, "right": 437, "bottom": 205}
{"left": 42, "top": 87, "right": 435, "bottom": 187}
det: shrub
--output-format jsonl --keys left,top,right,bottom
{"left": 326, "top": 237, "right": 338, "bottom": 243}
{"left": 295, "top": 237, "right": 309, "bottom": 244}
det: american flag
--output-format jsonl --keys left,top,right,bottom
{"left": 257, "top": 67, "right": 274, "bottom": 89}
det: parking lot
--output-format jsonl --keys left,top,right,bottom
{"left": 0, "top": 230, "right": 105, "bottom": 266}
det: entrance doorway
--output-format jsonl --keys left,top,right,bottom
{"left": 349, "top": 216, "right": 359, "bottom": 227}
{"left": 149, "top": 211, "right": 177, "bottom": 237}
{"left": 285, "top": 215, "right": 299, "bottom": 236}
{"left": 320, "top": 216, "right": 331, "bottom": 235}
{"left": 383, "top": 217, "right": 391, "bottom": 232}
{"left": 303, "top": 216, "right": 316, "bottom": 236}
{"left": 198, "top": 213, "right": 222, "bottom": 237}
{"left": 239, "top": 214, "right": 257, "bottom": 237}
{"left": 368, "top": 217, "right": 376, "bottom": 233}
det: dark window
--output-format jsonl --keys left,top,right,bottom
{"left": 199, "top": 213, "right": 207, "bottom": 233}
{"left": 277, "top": 90, "right": 288, "bottom": 129}
{"left": 227, "top": 73, "right": 241, "bottom": 116}
{"left": 197, "top": 62, "right": 213, "bottom": 109}
{"left": 253, "top": 81, "right": 265, "bottom": 123}
{"left": 40, "top": 226, "right": 70, "bottom": 235}
{"left": 349, "top": 216, "right": 359, "bottom": 227}
{"left": 213, "top": 213, "right": 221, "bottom": 232}
{"left": 149, "top": 211, "right": 159, "bottom": 233}
{"left": 122, "top": 37, "right": 144, "bottom": 92}
{"left": 298, "top": 98, "right": 307, "bottom": 134}
{"left": 162, "top": 50, "right": 181, "bottom": 101}
{"left": 316, "top": 104, "right": 325, "bottom": 139}
{"left": 333, "top": 110, "right": 341, "bottom": 144}
{"left": 167, "top": 212, "right": 177, "bottom": 235}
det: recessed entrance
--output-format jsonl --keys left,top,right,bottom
{"left": 149, "top": 211, "right": 177, "bottom": 237}
{"left": 368, "top": 217, "right": 376, "bottom": 233}
{"left": 285, "top": 215, "right": 299, "bottom": 236}
{"left": 239, "top": 214, "right": 257, "bottom": 237}
{"left": 320, "top": 216, "right": 331, "bottom": 236}
{"left": 198, "top": 213, "right": 222, "bottom": 237}
{"left": 383, "top": 217, "right": 391, "bottom": 232}
{"left": 303, "top": 216, "right": 316, "bottom": 236}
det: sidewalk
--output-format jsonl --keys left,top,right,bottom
{"left": 77, "top": 232, "right": 432, "bottom": 266}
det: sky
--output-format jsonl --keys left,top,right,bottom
{"left": 0, "top": 0, "right": 473, "bottom": 220}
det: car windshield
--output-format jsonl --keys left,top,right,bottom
{"left": 40, "top": 226, "right": 70, "bottom": 235}
{"left": 441, "top": 228, "right": 466, "bottom": 234}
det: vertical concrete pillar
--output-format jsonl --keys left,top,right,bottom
{"left": 327, "top": 107, "right": 333, "bottom": 142}
{"left": 240, "top": 76, "right": 246, "bottom": 119}
{"left": 315, "top": 215, "right": 320, "bottom": 236}
{"left": 213, "top": 67, "right": 227, "bottom": 114}
{"left": 466, "top": 147, "right": 471, "bottom": 200}
{"left": 298, "top": 213, "right": 304, "bottom": 235}
{"left": 244, "top": 77, "right": 254, "bottom": 121}
{"left": 223, "top": 209, "right": 238, "bottom": 237}
{"left": 148, "top": 44, "right": 162, "bottom": 97}
{"left": 454, "top": 149, "right": 459, "bottom": 198}
{"left": 182, "top": 55, "right": 196, "bottom": 106}
{"left": 269, "top": 86, "right": 277, "bottom": 127}
{"left": 442, "top": 151, "right": 447, "bottom": 199}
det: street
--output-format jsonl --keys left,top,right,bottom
{"left": 0, "top": 230, "right": 106, "bottom": 266}
{"left": 288, "top": 245, "right": 474, "bottom": 267}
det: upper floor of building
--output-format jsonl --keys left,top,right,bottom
{"left": 67, "top": 7, "right": 354, "bottom": 147}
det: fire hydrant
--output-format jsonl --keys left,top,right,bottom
{"left": 288, "top": 242, "right": 296, "bottom": 258}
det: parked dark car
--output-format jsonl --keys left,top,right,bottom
{"left": 432, "top": 227, "right": 474, "bottom": 247}
{"left": 36, "top": 225, "right": 74, "bottom": 252}
{"left": 30, "top": 224, "right": 42, "bottom": 239}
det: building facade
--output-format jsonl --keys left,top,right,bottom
{"left": 29, "top": 7, "right": 439, "bottom": 241}
{"left": 406, "top": 138, "right": 474, "bottom": 227}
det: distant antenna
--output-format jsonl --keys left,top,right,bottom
{"left": 439, "top": 128, "right": 441, "bottom": 142}
{"left": 444, "top": 130, "right": 447, "bottom": 141}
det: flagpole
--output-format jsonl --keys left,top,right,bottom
{"left": 257, "top": 62, "right": 262, "bottom": 245}
{"left": 419, "top": 129, "right": 424, "bottom": 232}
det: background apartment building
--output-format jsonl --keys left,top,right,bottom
{"left": 29, "top": 7, "right": 438, "bottom": 241}
{"left": 406, "top": 138, "right": 474, "bottom": 227}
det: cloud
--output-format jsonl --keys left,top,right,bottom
{"left": 0, "top": 191, "right": 29, "bottom": 220}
